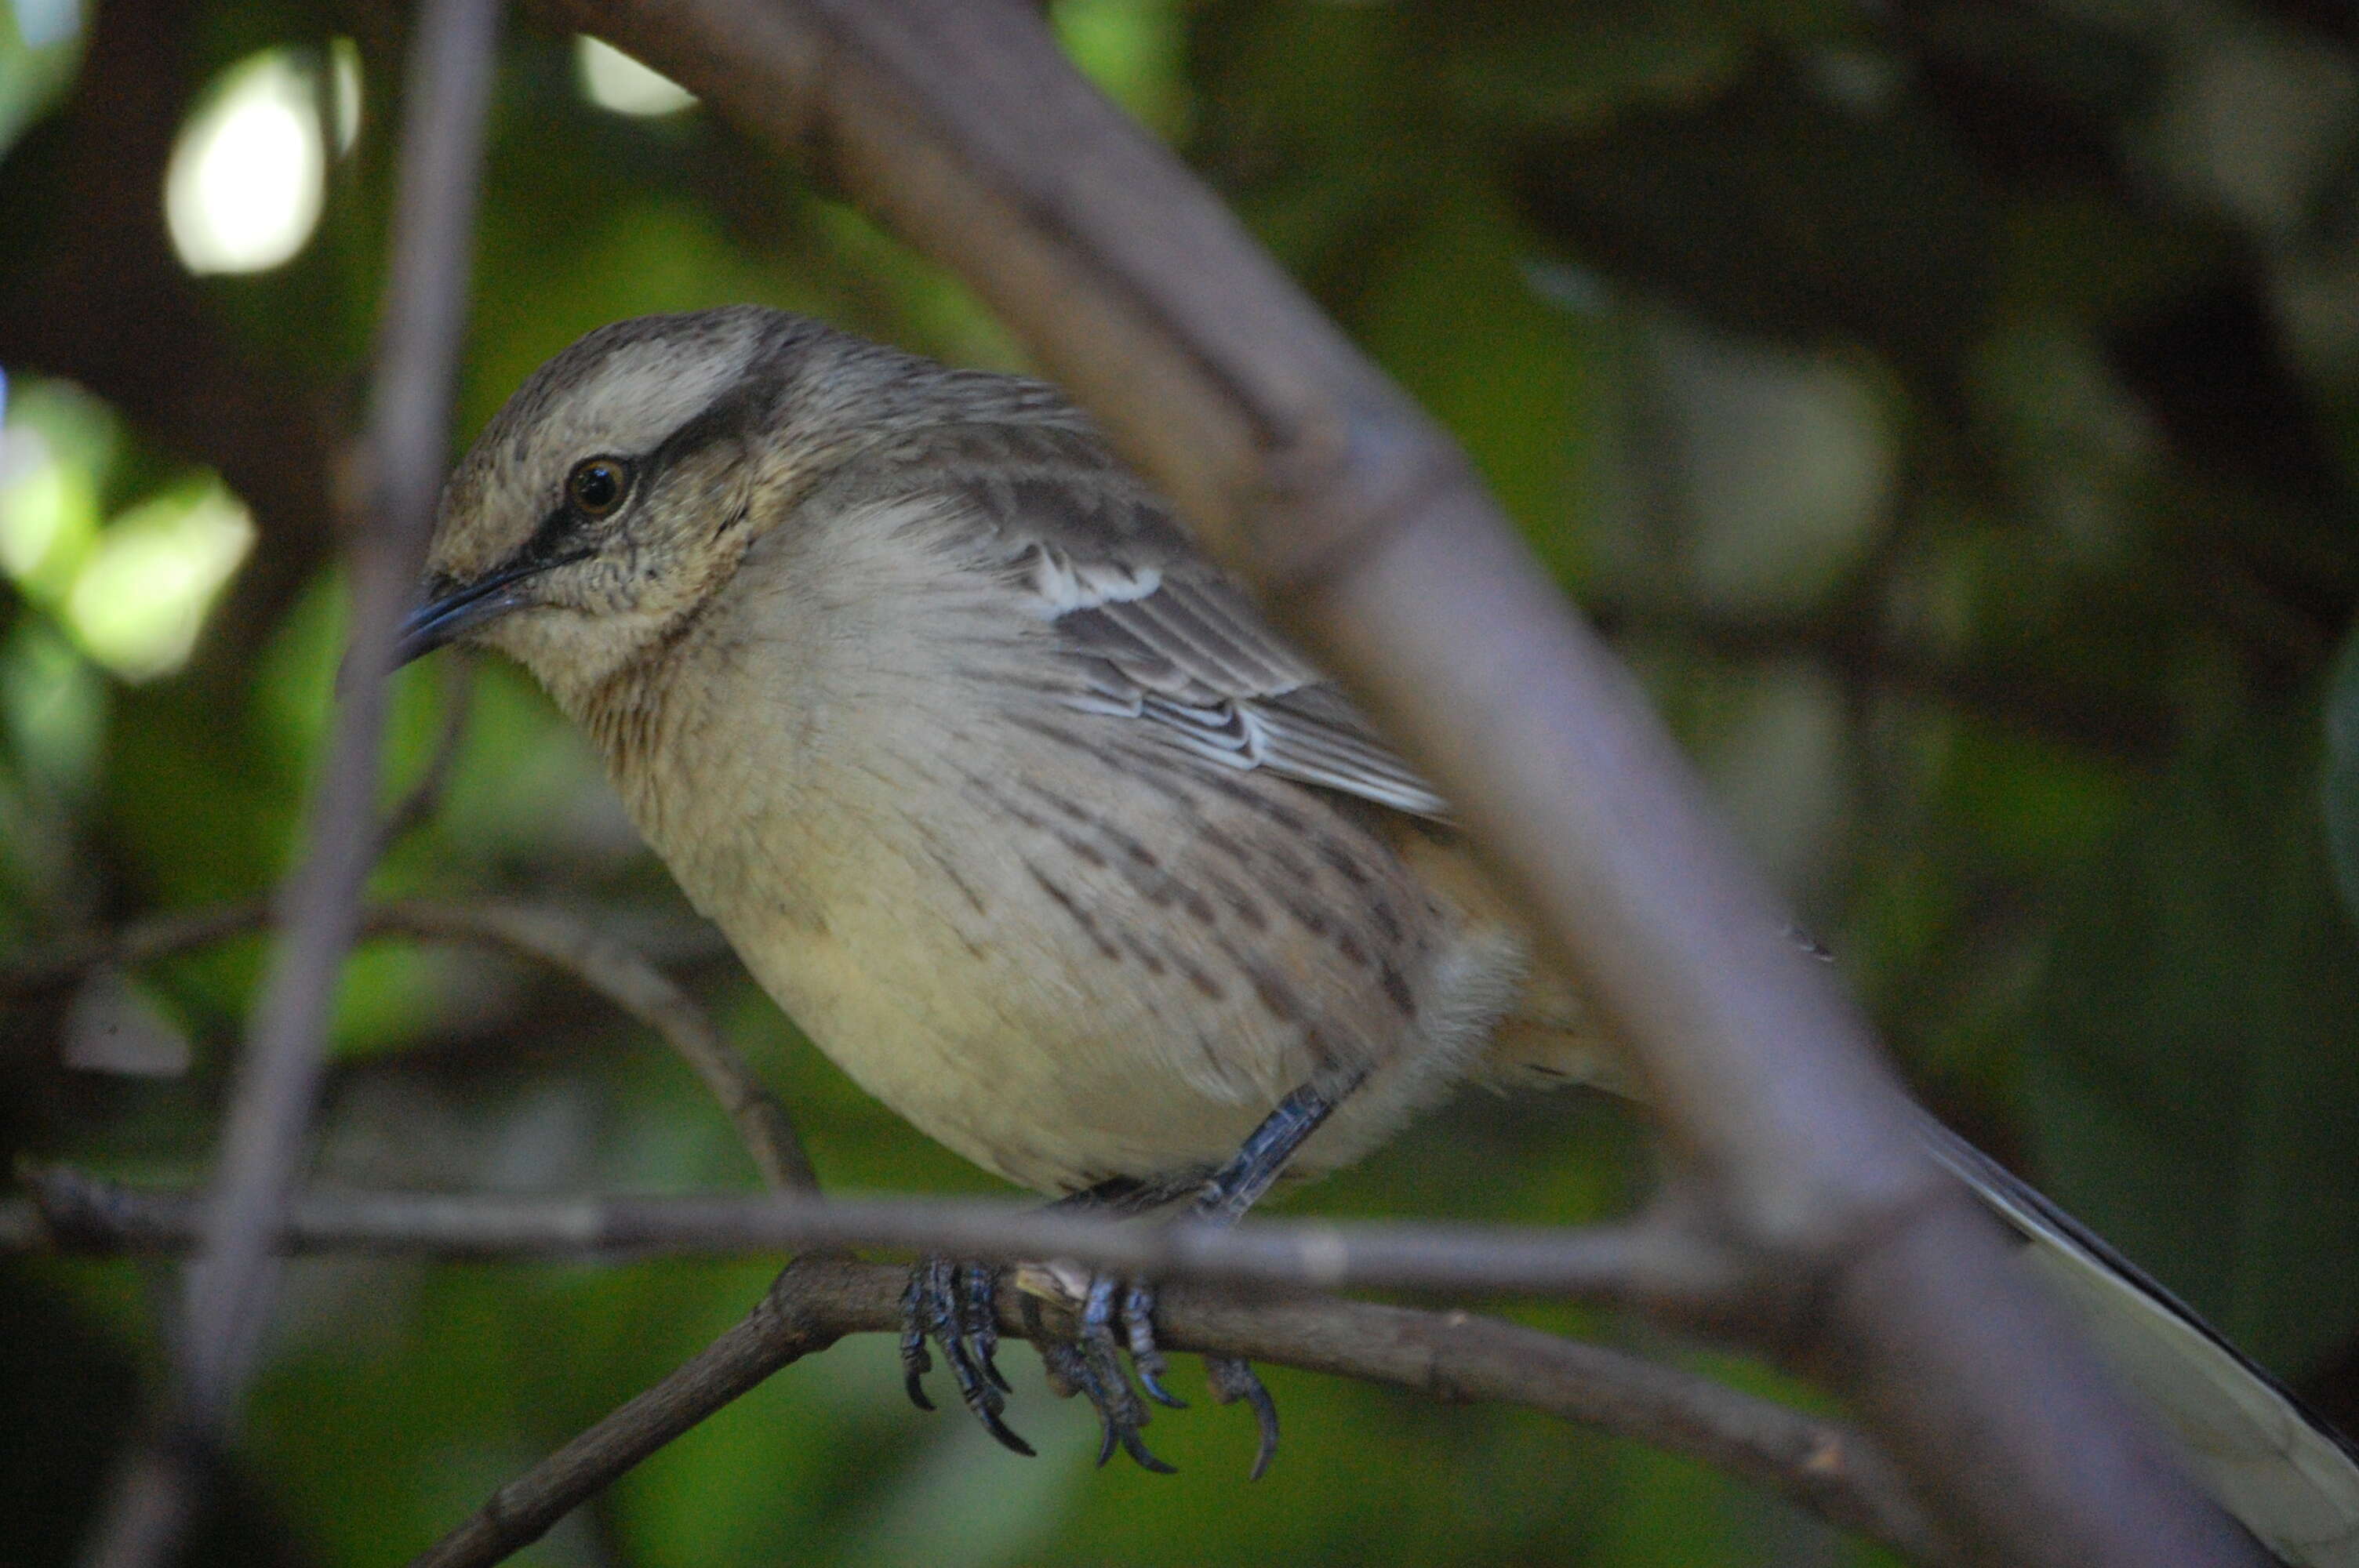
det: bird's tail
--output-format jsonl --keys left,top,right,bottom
{"left": 1919, "top": 1120, "right": 2359, "bottom": 1567}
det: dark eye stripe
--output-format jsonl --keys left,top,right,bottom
{"left": 476, "top": 373, "right": 777, "bottom": 585}
{"left": 513, "top": 498, "right": 591, "bottom": 574}
{"left": 645, "top": 372, "right": 774, "bottom": 473}
{"left": 494, "top": 452, "right": 637, "bottom": 579}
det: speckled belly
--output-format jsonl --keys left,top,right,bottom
{"left": 684, "top": 739, "right": 1524, "bottom": 1196}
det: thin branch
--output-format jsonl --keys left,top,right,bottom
{"left": 397, "top": 1254, "right": 1950, "bottom": 1568}
{"left": 8, "top": 900, "right": 818, "bottom": 1196}
{"left": 6, "top": 905, "right": 273, "bottom": 990}
{"left": 76, "top": 5, "right": 502, "bottom": 1562}
{"left": 519, "top": 3, "right": 2262, "bottom": 1562}
{"left": 165, "top": 0, "right": 500, "bottom": 1436}
{"left": 6, "top": 1173, "right": 1732, "bottom": 1305}
{"left": 1169, "top": 1283, "right": 1950, "bottom": 1566}
{"left": 5, "top": 1178, "right": 1943, "bottom": 1558}
{"left": 369, "top": 903, "right": 820, "bottom": 1195}
{"left": 1583, "top": 594, "right": 2175, "bottom": 764}
{"left": 403, "top": 1259, "right": 853, "bottom": 1568}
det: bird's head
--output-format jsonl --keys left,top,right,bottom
{"left": 400, "top": 307, "right": 826, "bottom": 705}
{"left": 404, "top": 306, "right": 1082, "bottom": 710}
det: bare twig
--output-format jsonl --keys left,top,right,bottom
{"left": 403, "top": 1259, "right": 852, "bottom": 1568}
{"left": 5, "top": 1178, "right": 1942, "bottom": 1559}
{"left": 12, "top": 1173, "right": 1946, "bottom": 1553}
{"left": 9, "top": 900, "right": 817, "bottom": 1196}
{"left": 165, "top": 0, "right": 500, "bottom": 1439}
{"left": 369, "top": 902, "right": 820, "bottom": 1195}
{"left": 75, "top": 5, "right": 503, "bottom": 1564}
{"left": 5, "top": 905, "right": 274, "bottom": 991}
{"left": 1169, "top": 1283, "right": 1950, "bottom": 1566}
{"left": 398, "top": 1255, "right": 1950, "bottom": 1568}
{"left": 1583, "top": 594, "right": 2175, "bottom": 764}
{"left": 518, "top": 4, "right": 2260, "bottom": 1562}
{"left": 7, "top": 1173, "right": 1729, "bottom": 1305}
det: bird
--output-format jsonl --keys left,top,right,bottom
{"left": 398, "top": 306, "right": 2359, "bottom": 1562}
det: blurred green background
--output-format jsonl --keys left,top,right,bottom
{"left": 7, "top": 0, "right": 2359, "bottom": 1563}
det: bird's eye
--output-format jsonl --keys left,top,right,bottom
{"left": 566, "top": 456, "right": 632, "bottom": 517}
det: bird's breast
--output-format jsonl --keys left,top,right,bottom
{"left": 583, "top": 592, "right": 1522, "bottom": 1193}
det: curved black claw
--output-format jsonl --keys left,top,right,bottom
{"left": 961, "top": 1260, "right": 1012, "bottom": 1394}
{"left": 901, "top": 1255, "right": 1035, "bottom": 1457}
{"left": 1075, "top": 1273, "right": 1177, "bottom": 1472}
{"left": 1206, "top": 1355, "right": 1281, "bottom": 1480}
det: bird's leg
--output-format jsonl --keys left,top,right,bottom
{"left": 902, "top": 1077, "right": 1355, "bottom": 1476}
{"left": 1068, "top": 1076, "right": 1358, "bottom": 1479}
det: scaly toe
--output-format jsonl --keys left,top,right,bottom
{"left": 1120, "top": 1279, "right": 1187, "bottom": 1409}
{"left": 1076, "top": 1274, "right": 1174, "bottom": 1472}
{"left": 958, "top": 1261, "right": 1011, "bottom": 1394}
{"left": 900, "top": 1258, "right": 946, "bottom": 1411}
{"left": 903, "top": 1254, "right": 1037, "bottom": 1457}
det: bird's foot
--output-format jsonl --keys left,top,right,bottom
{"left": 1018, "top": 1270, "right": 1177, "bottom": 1474}
{"left": 1019, "top": 1261, "right": 1278, "bottom": 1479}
{"left": 901, "top": 1253, "right": 1278, "bottom": 1477}
{"left": 900, "top": 1255, "right": 1033, "bottom": 1457}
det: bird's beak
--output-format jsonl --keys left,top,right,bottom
{"left": 392, "top": 557, "right": 554, "bottom": 669}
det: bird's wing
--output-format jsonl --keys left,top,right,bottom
{"left": 1922, "top": 1120, "right": 2359, "bottom": 1566}
{"left": 963, "top": 456, "right": 1452, "bottom": 819}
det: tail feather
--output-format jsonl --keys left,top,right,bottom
{"left": 1922, "top": 1120, "right": 2359, "bottom": 1566}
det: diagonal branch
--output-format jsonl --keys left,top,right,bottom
{"left": 398, "top": 1256, "right": 1952, "bottom": 1568}
{"left": 8, "top": 899, "right": 818, "bottom": 1196}
{"left": 368, "top": 902, "right": 820, "bottom": 1196}
{"left": 2, "top": 1178, "right": 1949, "bottom": 1560}
{"left": 164, "top": 0, "right": 500, "bottom": 1443}
{"left": 74, "top": 4, "right": 503, "bottom": 1563}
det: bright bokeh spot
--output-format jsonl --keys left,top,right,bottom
{"left": 0, "top": 376, "right": 108, "bottom": 600}
{"left": 9, "top": 0, "right": 78, "bottom": 49}
{"left": 2, "top": 377, "right": 255, "bottom": 684}
{"left": 63, "top": 485, "right": 254, "bottom": 681}
{"left": 0, "top": 427, "right": 99, "bottom": 593}
{"left": 2, "top": 0, "right": 85, "bottom": 154}
{"left": 329, "top": 37, "right": 362, "bottom": 152}
{"left": 576, "top": 36, "right": 696, "bottom": 117}
{"left": 165, "top": 49, "right": 326, "bottom": 275}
